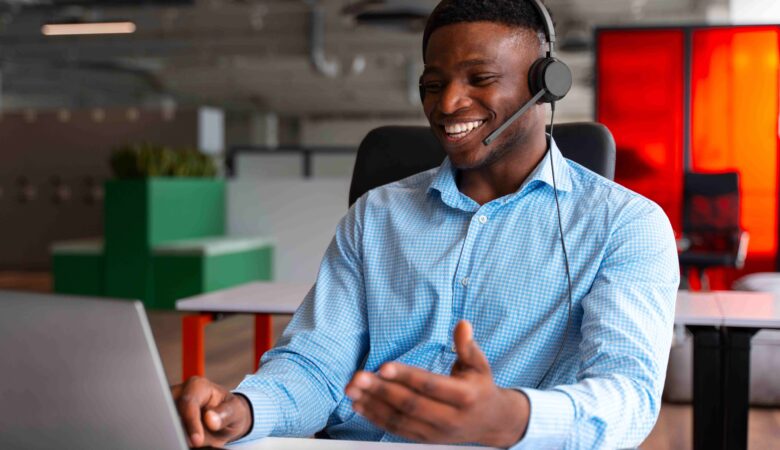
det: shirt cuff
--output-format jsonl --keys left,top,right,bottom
{"left": 229, "top": 387, "right": 279, "bottom": 444}
{"left": 508, "top": 388, "right": 575, "bottom": 450}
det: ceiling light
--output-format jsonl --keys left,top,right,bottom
{"left": 41, "top": 21, "right": 136, "bottom": 36}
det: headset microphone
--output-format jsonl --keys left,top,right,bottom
{"left": 482, "top": 90, "right": 545, "bottom": 146}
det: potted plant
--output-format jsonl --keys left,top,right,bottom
{"left": 104, "top": 143, "right": 225, "bottom": 304}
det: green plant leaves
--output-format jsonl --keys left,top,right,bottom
{"left": 110, "top": 143, "right": 217, "bottom": 179}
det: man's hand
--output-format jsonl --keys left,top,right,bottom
{"left": 171, "top": 376, "right": 253, "bottom": 448}
{"left": 345, "top": 320, "right": 530, "bottom": 447}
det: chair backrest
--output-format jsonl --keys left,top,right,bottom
{"left": 349, "top": 122, "right": 616, "bottom": 207}
{"left": 683, "top": 172, "right": 741, "bottom": 233}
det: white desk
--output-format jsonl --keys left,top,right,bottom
{"left": 716, "top": 290, "right": 780, "bottom": 328}
{"left": 176, "top": 282, "right": 310, "bottom": 381}
{"left": 180, "top": 286, "right": 780, "bottom": 450}
{"left": 674, "top": 290, "right": 723, "bottom": 326}
{"left": 227, "top": 437, "right": 491, "bottom": 450}
{"left": 177, "top": 282, "right": 310, "bottom": 314}
{"left": 675, "top": 290, "right": 780, "bottom": 450}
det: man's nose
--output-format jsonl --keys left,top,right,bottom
{"left": 438, "top": 82, "right": 473, "bottom": 114}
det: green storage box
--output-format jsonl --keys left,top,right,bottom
{"left": 152, "top": 237, "right": 273, "bottom": 309}
{"left": 103, "top": 178, "right": 226, "bottom": 305}
{"left": 51, "top": 239, "right": 104, "bottom": 297}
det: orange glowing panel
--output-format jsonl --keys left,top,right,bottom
{"left": 691, "top": 26, "right": 780, "bottom": 274}
{"left": 597, "top": 30, "right": 685, "bottom": 231}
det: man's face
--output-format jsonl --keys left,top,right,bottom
{"left": 421, "top": 21, "right": 542, "bottom": 170}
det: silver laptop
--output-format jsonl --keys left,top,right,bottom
{"left": 0, "top": 290, "right": 191, "bottom": 450}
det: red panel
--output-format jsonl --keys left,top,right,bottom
{"left": 691, "top": 26, "right": 780, "bottom": 282}
{"left": 597, "top": 30, "right": 685, "bottom": 231}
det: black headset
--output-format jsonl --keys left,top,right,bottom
{"left": 419, "top": 0, "right": 572, "bottom": 106}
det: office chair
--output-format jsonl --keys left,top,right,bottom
{"left": 349, "top": 122, "right": 616, "bottom": 207}
{"left": 678, "top": 171, "right": 749, "bottom": 290}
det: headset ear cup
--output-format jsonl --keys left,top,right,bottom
{"left": 528, "top": 57, "right": 573, "bottom": 103}
{"left": 543, "top": 59, "right": 573, "bottom": 102}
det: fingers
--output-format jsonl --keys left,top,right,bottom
{"left": 204, "top": 394, "right": 239, "bottom": 432}
{"left": 352, "top": 388, "right": 452, "bottom": 444}
{"left": 372, "top": 363, "right": 476, "bottom": 408}
{"left": 452, "top": 320, "right": 491, "bottom": 375}
{"left": 347, "top": 371, "right": 459, "bottom": 429}
{"left": 174, "top": 377, "right": 224, "bottom": 447}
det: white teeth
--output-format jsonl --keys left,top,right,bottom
{"left": 444, "top": 120, "right": 483, "bottom": 136}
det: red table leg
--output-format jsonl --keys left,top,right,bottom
{"left": 182, "top": 313, "right": 214, "bottom": 381}
{"left": 254, "top": 313, "right": 273, "bottom": 370}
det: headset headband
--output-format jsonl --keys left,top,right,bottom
{"left": 529, "top": 0, "right": 556, "bottom": 57}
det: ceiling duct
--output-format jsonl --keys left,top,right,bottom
{"left": 304, "top": 0, "right": 340, "bottom": 78}
{"left": 343, "top": 0, "right": 431, "bottom": 32}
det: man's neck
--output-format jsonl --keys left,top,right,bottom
{"left": 457, "top": 135, "right": 548, "bottom": 206}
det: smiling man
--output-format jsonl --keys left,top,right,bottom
{"left": 172, "top": 1, "right": 679, "bottom": 449}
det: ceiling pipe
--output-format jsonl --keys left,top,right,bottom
{"left": 303, "top": 0, "right": 340, "bottom": 78}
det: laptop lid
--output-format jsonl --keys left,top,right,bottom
{"left": 0, "top": 290, "right": 189, "bottom": 450}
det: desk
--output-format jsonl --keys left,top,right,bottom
{"left": 675, "top": 290, "right": 780, "bottom": 450}
{"left": 227, "top": 437, "right": 491, "bottom": 450}
{"left": 179, "top": 286, "right": 780, "bottom": 450}
{"left": 176, "top": 282, "right": 310, "bottom": 380}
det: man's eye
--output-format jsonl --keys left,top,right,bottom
{"left": 423, "top": 82, "right": 443, "bottom": 93}
{"left": 472, "top": 76, "right": 496, "bottom": 86}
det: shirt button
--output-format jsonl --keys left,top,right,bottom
{"left": 461, "top": 277, "right": 469, "bottom": 287}
{"left": 478, "top": 215, "right": 488, "bottom": 224}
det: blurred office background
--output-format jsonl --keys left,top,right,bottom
{"left": 1, "top": 1, "right": 779, "bottom": 448}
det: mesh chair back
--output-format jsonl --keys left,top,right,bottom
{"left": 682, "top": 172, "right": 741, "bottom": 253}
{"left": 683, "top": 172, "right": 740, "bottom": 232}
{"left": 349, "top": 122, "right": 616, "bottom": 206}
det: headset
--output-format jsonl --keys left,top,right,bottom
{"left": 420, "top": 0, "right": 574, "bottom": 389}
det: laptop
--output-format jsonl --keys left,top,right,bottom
{"left": 0, "top": 290, "right": 219, "bottom": 450}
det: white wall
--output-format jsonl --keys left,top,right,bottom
{"left": 227, "top": 178, "right": 350, "bottom": 283}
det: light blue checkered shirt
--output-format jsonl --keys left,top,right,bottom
{"left": 234, "top": 139, "right": 679, "bottom": 449}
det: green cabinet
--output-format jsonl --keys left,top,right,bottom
{"left": 52, "top": 178, "right": 273, "bottom": 309}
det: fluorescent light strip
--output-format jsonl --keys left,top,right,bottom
{"left": 42, "top": 22, "right": 136, "bottom": 36}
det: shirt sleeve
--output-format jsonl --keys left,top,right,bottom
{"left": 511, "top": 200, "right": 679, "bottom": 449}
{"left": 231, "top": 199, "right": 369, "bottom": 443}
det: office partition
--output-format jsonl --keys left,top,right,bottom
{"left": 597, "top": 25, "right": 780, "bottom": 287}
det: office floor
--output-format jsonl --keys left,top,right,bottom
{"left": 3, "top": 272, "right": 780, "bottom": 449}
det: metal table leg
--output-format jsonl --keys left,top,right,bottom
{"left": 723, "top": 327, "right": 758, "bottom": 450}
{"left": 687, "top": 325, "right": 725, "bottom": 450}
{"left": 182, "top": 313, "right": 214, "bottom": 381}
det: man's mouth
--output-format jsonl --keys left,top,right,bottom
{"left": 442, "top": 120, "right": 486, "bottom": 141}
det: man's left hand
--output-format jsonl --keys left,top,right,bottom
{"left": 345, "top": 320, "right": 530, "bottom": 447}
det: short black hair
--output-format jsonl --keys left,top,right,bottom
{"left": 422, "top": 0, "right": 549, "bottom": 61}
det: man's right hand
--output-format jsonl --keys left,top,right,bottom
{"left": 171, "top": 376, "right": 253, "bottom": 448}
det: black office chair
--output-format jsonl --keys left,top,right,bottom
{"left": 349, "top": 122, "right": 616, "bottom": 206}
{"left": 678, "top": 172, "right": 749, "bottom": 290}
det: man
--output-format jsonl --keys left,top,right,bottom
{"left": 172, "top": 1, "right": 679, "bottom": 448}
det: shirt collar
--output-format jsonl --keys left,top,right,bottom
{"left": 427, "top": 136, "right": 573, "bottom": 208}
